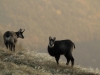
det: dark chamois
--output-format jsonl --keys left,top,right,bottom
{"left": 48, "top": 36, "right": 75, "bottom": 66}
{"left": 3, "top": 29, "right": 25, "bottom": 52}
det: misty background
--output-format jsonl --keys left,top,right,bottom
{"left": 0, "top": 0, "right": 100, "bottom": 69}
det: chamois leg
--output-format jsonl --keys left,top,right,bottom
{"left": 10, "top": 43, "right": 13, "bottom": 51}
{"left": 13, "top": 44, "right": 15, "bottom": 52}
{"left": 70, "top": 56, "right": 74, "bottom": 67}
{"left": 8, "top": 44, "right": 11, "bottom": 50}
{"left": 10, "top": 46, "right": 13, "bottom": 51}
{"left": 55, "top": 55, "right": 60, "bottom": 65}
{"left": 5, "top": 44, "right": 8, "bottom": 49}
{"left": 64, "top": 54, "right": 70, "bottom": 65}
{"left": 66, "top": 52, "right": 74, "bottom": 67}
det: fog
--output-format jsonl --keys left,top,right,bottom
{"left": 0, "top": 0, "right": 100, "bottom": 69}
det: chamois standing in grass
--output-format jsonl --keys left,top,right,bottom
{"left": 3, "top": 29, "right": 25, "bottom": 52}
{"left": 48, "top": 36, "right": 75, "bottom": 66}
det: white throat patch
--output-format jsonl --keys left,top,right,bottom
{"left": 48, "top": 44, "right": 54, "bottom": 48}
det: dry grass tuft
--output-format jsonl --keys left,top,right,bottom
{"left": 0, "top": 48, "right": 99, "bottom": 75}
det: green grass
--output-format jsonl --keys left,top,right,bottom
{"left": 0, "top": 48, "right": 99, "bottom": 75}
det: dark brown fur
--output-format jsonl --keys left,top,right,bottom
{"left": 3, "top": 29, "right": 25, "bottom": 51}
{"left": 48, "top": 36, "right": 75, "bottom": 66}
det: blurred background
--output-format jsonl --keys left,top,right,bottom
{"left": 0, "top": 0, "right": 100, "bottom": 69}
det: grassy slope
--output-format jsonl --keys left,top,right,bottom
{"left": 0, "top": 48, "right": 99, "bottom": 75}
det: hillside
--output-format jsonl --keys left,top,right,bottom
{"left": 0, "top": 48, "right": 100, "bottom": 75}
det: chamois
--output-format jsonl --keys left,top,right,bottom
{"left": 3, "top": 29, "right": 25, "bottom": 51}
{"left": 48, "top": 36, "right": 75, "bottom": 66}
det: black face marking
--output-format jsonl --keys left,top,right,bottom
{"left": 17, "top": 29, "right": 25, "bottom": 39}
{"left": 18, "top": 32, "right": 24, "bottom": 38}
{"left": 49, "top": 36, "right": 56, "bottom": 47}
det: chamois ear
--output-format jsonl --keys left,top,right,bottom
{"left": 49, "top": 36, "right": 52, "bottom": 40}
{"left": 54, "top": 37, "right": 56, "bottom": 40}
{"left": 19, "top": 28, "right": 22, "bottom": 32}
{"left": 22, "top": 29, "right": 25, "bottom": 33}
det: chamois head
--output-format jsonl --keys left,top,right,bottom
{"left": 17, "top": 28, "right": 25, "bottom": 39}
{"left": 49, "top": 36, "right": 56, "bottom": 48}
